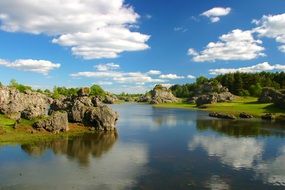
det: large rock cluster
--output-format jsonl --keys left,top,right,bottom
{"left": 189, "top": 82, "right": 235, "bottom": 106}
{"left": 0, "top": 86, "right": 51, "bottom": 120}
{"left": 50, "top": 93, "right": 118, "bottom": 131}
{"left": 148, "top": 85, "right": 180, "bottom": 104}
{"left": 137, "top": 85, "right": 179, "bottom": 104}
{"left": 196, "top": 92, "right": 235, "bottom": 106}
{"left": 0, "top": 86, "right": 119, "bottom": 132}
{"left": 258, "top": 87, "right": 285, "bottom": 109}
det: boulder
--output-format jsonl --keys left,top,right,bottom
{"left": 276, "top": 115, "right": 285, "bottom": 122}
{"left": 33, "top": 111, "right": 69, "bottom": 132}
{"left": 103, "top": 94, "right": 118, "bottom": 104}
{"left": 196, "top": 94, "right": 217, "bottom": 106}
{"left": 217, "top": 92, "right": 235, "bottom": 102}
{"left": 50, "top": 96, "right": 118, "bottom": 131}
{"left": 137, "top": 94, "right": 152, "bottom": 103}
{"left": 196, "top": 92, "right": 234, "bottom": 106}
{"left": 187, "top": 96, "right": 198, "bottom": 104}
{"left": 149, "top": 85, "right": 180, "bottom": 104}
{"left": 261, "top": 113, "right": 275, "bottom": 121}
{"left": 0, "top": 86, "right": 51, "bottom": 120}
{"left": 259, "top": 88, "right": 278, "bottom": 103}
{"left": 209, "top": 112, "right": 237, "bottom": 120}
{"left": 239, "top": 112, "right": 254, "bottom": 119}
{"left": 258, "top": 88, "right": 285, "bottom": 109}
{"left": 186, "top": 82, "right": 235, "bottom": 105}
{"left": 83, "top": 106, "right": 118, "bottom": 131}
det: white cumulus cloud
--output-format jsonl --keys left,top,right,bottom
{"left": 187, "top": 75, "right": 196, "bottom": 79}
{"left": 201, "top": 7, "right": 231, "bottom": 23}
{"left": 279, "top": 45, "right": 285, "bottom": 53}
{"left": 94, "top": 63, "right": 120, "bottom": 71}
{"left": 71, "top": 64, "right": 167, "bottom": 85}
{"left": 159, "top": 74, "right": 185, "bottom": 79}
{"left": 0, "top": 0, "right": 150, "bottom": 59}
{"left": 0, "top": 59, "right": 60, "bottom": 75}
{"left": 209, "top": 62, "right": 285, "bottom": 75}
{"left": 147, "top": 70, "right": 161, "bottom": 75}
{"left": 253, "top": 13, "right": 285, "bottom": 53}
{"left": 188, "top": 29, "right": 265, "bottom": 62}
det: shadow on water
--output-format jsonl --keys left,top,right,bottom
{"left": 21, "top": 131, "right": 118, "bottom": 166}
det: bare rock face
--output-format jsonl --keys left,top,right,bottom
{"left": 150, "top": 85, "right": 180, "bottom": 104}
{"left": 33, "top": 111, "right": 69, "bottom": 132}
{"left": 259, "top": 88, "right": 285, "bottom": 109}
{"left": 0, "top": 87, "right": 51, "bottom": 120}
{"left": 239, "top": 112, "right": 254, "bottom": 119}
{"left": 137, "top": 94, "right": 152, "bottom": 103}
{"left": 209, "top": 112, "right": 237, "bottom": 120}
{"left": 187, "top": 82, "right": 235, "bottom": 106}
{"left": 84, "top": 106, "right": 118, "bottom": 131}
{"left": 196, "top": 92, "right": 235, "bottom": 106}
{"left": 261, "top": 113, "right": 275, "bottom": 120}
{"left": 196, "top": 94, "right": 218, "bottom": 106}
{"left": 258, "top": 87, "right": 278, "bottom": 103}
{"left": 50, "top": 96, "right": 118, "bottom": 131}
{"left": 103, "top": 93, "right": 118, "bottom": 104}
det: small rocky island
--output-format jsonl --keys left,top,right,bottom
{"left": 0, "top": 86, "right": 118, "bottom": 133}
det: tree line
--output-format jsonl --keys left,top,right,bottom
{"left": 2, "top": 79, "right": 106, "bottom": 98}
{"left": 170, "top": 72, "right": 285, "bottom": 98}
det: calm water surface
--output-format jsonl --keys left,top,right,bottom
{"left": 1, "top": 103, "right": 285, "bottom": 189}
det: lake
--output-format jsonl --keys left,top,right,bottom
{"left": 0, "top": 103, "right": 285, "bottom": 190}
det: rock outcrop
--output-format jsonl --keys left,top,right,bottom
{"left": 149, "top": 85, "right": 180, "bottom": 104}
{"left": 0, "top": 86, "right": 119, "bottom": 132}
{"left": 0, "top": 86, "right": 51, "bottom": 120}
{"left": 187, "top": 82, "right": 235, "bottom": 106}
{"left": 33, "top": 111, "right": 69, "bottom": 132}
{"left": 50, "top": 95, "right": 118, "bottom": 131}
{"left": 209, "top": 112, "right": 237, "bottom": 120}
{"left": 103, "top": 93, "right": 118, "bottom": 104}
{"left": 239, "top": 112, "right": 254, "bottom": 119}
{"left": 196, "top": 92, "right": 235, "bottom": 106}
{"left": 137, "top": 94, "right": 152, "bottom": 103}
{"left": 261, "top": 113, "right": 275, "bottom": 120}
{"left": 258, "top": 88, "right": 285, "bottom": 109}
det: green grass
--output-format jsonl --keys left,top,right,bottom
{"left": 0, "top": 114, "right": 91, "bottom": 145}
{"left": 153, "top": 97, "right": 285, "bottom": 117}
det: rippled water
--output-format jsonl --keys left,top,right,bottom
{"left": 1, "top": 103, "right": 285, "bottom": 189}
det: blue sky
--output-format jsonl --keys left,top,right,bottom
{"left": 0, "top": 0, "right": 285, "bottom": 93}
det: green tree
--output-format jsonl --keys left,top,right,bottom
{"left": 52, "top": 87, "right": 60, "bottom": 99}
{"left": 233, "top": 73, "right": 243, "bottom": 95}
{"left": 249, "top": 83, "right": 262, "bottom": 97}
{"left": 90, "top": 84, "right": 105, "bottom": 96}
{"left": 9, "top": 79, "right": 32, "bottom": 92}
{"left": 196, "top": 76, "right": 208, "bottom": 85}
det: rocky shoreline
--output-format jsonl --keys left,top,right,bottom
{"left": 0, "top": 86, "right": 119, "bottom": 133}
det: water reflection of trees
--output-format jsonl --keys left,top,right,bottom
{"left": 21, "top": 132, "right": 118, "bottom": 166}
{"left": 196, "top": 119, "right": 285, "bottom": 137}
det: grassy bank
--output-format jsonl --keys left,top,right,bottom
{"left": 153, "top": 97, "right": 285, "bottom": 117}
{"left": 0, "top": 114, "right": 91, "bottom": 145}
